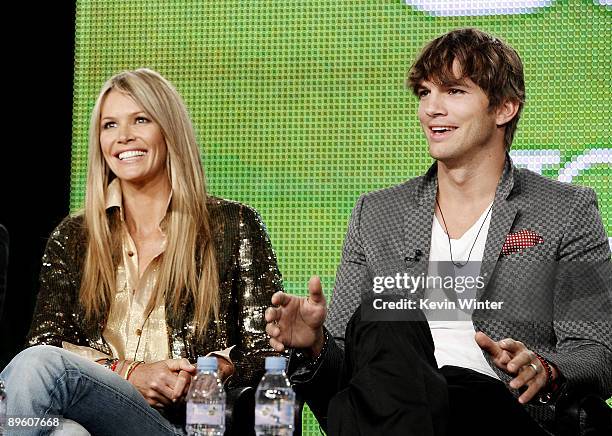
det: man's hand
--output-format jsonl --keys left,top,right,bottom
{"left": 476, "top": 332, "right": 556, "bottom": 404}
{"left": 128, "top": 358, "right": 196, "bottom": 408}
{"left": 265, "top": 276, "right": 327, "bottom": 356}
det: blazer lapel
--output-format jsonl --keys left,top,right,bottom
{"left": 478, "top": 158, "right": 520, "bottom": 299}
{"left": 403, "top": 164, "right": 437, "bottom": 299}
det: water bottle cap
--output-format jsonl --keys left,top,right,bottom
{"left": 196, "top": 356, "right": 218, "bottom": 371}
{"left": 265, "top": 356, "right": 287, "bottom": 371}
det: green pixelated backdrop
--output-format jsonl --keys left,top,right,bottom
{"left": 71, "top": 1, "right": 611, "bottom": 433}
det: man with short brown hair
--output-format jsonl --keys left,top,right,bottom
{"left": 408, "top": 27, "right": 525, "bottom": 150}
{"left": 266, "top": 28, "right": 611, "bottom": 435}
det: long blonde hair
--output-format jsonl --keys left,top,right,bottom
{"left": 81, "top": 68, "right": 219, "bottom": 336}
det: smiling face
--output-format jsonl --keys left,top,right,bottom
{"left": 409, "top": 29, "right": 526, "bottom": 151}
{"left": 99, "top": 90, "right": 168, "bottom": 187}
{"left": 417, "top": 74, "right": 505, "bottom": 165}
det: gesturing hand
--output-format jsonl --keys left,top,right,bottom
{"left": 128, "top": 358, "right": 196, "bottom": 408}
{"left": 265, "top": 276, "right": 327, "bottom": 356}
{"left": 476, "top": 332, "right": 555, "bottom": 404}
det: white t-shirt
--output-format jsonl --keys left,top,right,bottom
{"left": 425, "top": 203, "right": 499, "bottom": 380}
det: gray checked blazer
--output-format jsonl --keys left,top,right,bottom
{"left": 288, "top": 156, "right": 612, "bottom": 430}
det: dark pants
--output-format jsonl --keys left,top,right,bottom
{"left": 327, "top": 306, "right": 549, "bottom": 436}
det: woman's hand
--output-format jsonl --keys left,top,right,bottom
{"left": 216, "top": 357, "right": 235, "bottom": 382}
{"left": 127, "top": 358, "right": 196, "bottom": 408}
{"left": 170, "top": 357, "right": 234, "bottom": 403}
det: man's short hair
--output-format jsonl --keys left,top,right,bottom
{"left": 408, "top": 28, "right": 525, "bottom": 150}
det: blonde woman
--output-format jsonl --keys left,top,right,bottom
{"left": 1, "top": 68, "right": 282, "bottom": 434}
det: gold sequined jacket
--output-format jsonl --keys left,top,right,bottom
{"left": 26, "top": 197, "right": 283, "bottom": 389}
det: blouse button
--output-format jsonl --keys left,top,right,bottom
{"left": 135, "top": 329, "right": 142, "bottom": 336}
{"left": 127, "top": 251, "right": 134, "bottom": 257}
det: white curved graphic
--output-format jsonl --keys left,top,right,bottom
{"left": 557, "top": 148, "right": 612, "bottom": 183}
{"left": 594, "top": 0, "right": 612, "bottom": 6}
{"left": 509, "top": 149, "right": 560, "bottom": 174}
{"left": 404, "top": 0, "right": 555, "bottom": 16}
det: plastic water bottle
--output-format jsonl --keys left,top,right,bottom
{"left": 255, "top": 356, "right": 295, "bottom": 436}
{"left": 185, "top": 357, "right": 226, "bottom": 436}
{"left": 0, "top": 378, "right": 6, "bottom": 436}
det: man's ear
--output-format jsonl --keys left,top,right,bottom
{"left": 495, "top": 99, "right": 520, "bottom": 126}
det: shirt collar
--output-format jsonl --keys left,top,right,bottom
{"left": 105, "top": 178, "right": 173, "bottom": 228}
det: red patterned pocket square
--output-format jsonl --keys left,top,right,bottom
{"left": 501, "top": 229, "right": 544, "bottom": 255}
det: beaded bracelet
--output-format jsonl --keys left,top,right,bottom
{"left": 534, "top": 353, "right": 555, "bottom": 403}
{"left": 99, "top": 358, "right": 119, "bottom": 371}
{"left": 308, "top": 329, "right": 329, "bottom": 369}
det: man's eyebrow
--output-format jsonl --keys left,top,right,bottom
{"left": 442, "top": 78, "right": 470, "bottom": 88}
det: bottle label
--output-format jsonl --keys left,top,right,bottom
{"left": 255, "top": 403, "right": 294, "bottom": 426}
{"left": 186, "top": 403, "right": 225, "bottom": 426}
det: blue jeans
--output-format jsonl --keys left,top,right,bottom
{"left": 0, "top": 345, "right": 186, "bottom": 436}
